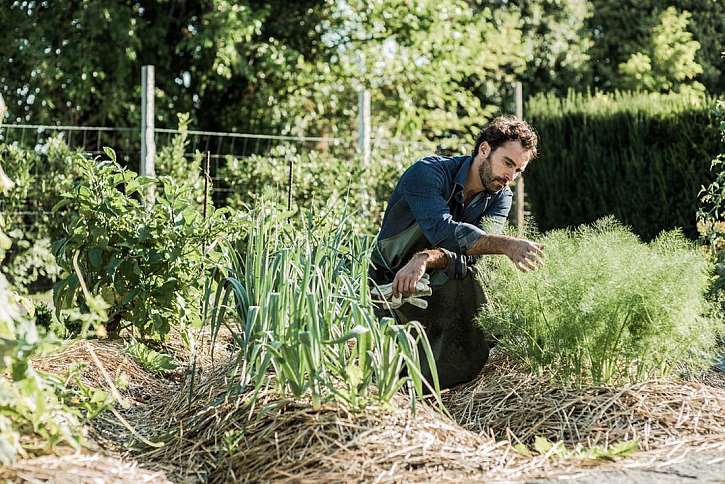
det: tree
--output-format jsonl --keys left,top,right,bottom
{"left": 0, "top": 0, "right": 527, "bottom": 144}
{"left": 0, "top": 0, "right": 330, "bottom": 133}
{"left": 477, "top": 0, "right": 594, "bottom": 97}
{"left": 618, "top": 7, "right": 703, "bottom": 92}
{"left": 588, "top": 0, "right": 724, "bottom": 93}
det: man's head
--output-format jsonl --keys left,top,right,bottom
{"left": 472, "top": 116, "right": 538, "bottom": 193}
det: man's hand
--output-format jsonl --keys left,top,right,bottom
{"left": 505, "top": 238, "right": 545, "bottom": 272}
{"left": 393, "top": 254, "right": 427, "bottom": 297}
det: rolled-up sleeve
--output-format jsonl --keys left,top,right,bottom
{"left": 400, "top": 161, "right": 487, "bottom": 254}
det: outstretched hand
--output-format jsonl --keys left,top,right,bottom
{"left": 506, "top": 238, "right": 545, "bottom": 272}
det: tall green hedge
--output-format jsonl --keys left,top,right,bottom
{"left": 525, "top": 91, "right": 722, "bottom": 240}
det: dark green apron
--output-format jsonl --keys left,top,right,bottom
{"left": 369, "top": 223, "right": 491, "bottom": 389}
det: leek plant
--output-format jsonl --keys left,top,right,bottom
{"left": 206, "top": 205, "right": 441, "bottom": 410}
{"left": 478, "top": 217, "right": 722, "bottom": 384}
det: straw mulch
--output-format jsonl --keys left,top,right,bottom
{"left": 125, "top": 363, "right": 560, "bottom": 483}
{"left": 0, "top": 453, "right": 170, "bottom": 483}
{"left": 444, "top": 352, "right": 725, "bottom": 452}
{"left": 22, "top": 338, "right": 725, "bottom": 483}
{"left": 33, "top": 339, "right": 174, "bottom": 404}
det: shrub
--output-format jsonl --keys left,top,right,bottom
{"left": 217, "top": 140, "right": 432, "bottom": 234}
{"left": 52, "top": 149, "right": 235, "bottom": 339}
{"left": 526, "top": 90, "right": 721, "bottom": 241}
{"left": 0, "top": 137, "right": 81, "bottom": 292}
{"left": 697, "top": 98, "right": 725, "bottom": 302}
{"left": 477, "top": 217, "right": 721, "bottom": 384}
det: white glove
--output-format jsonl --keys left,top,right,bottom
{"left": 371, "top": 273, "right": 433, "bottom": 309}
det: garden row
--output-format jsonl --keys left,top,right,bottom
{"left": 0, "top": 90, "right": 723, "bottom": 468}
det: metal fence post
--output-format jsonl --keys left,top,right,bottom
{"left": 514, "top": 81, "right": 525, "bottom": 233}
{"left": 141, "top": 65, "right": 156, "bottom": 206}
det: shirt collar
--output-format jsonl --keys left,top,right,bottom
{"left": 453, "top": 155, "right": 495, "bottom": 203}
{"left": 453, "top": 155, "right": 473, "bottom": 189}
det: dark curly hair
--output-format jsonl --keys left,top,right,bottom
{"left": 472, "top": 115, "right": 538, "bottom": 160}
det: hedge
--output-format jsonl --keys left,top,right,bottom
{"left": 525, "top": 90, "right": 722, "bottom": 240}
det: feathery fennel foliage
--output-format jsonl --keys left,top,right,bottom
{"left": 477, "top": 217, "right": 721, "bottom": 384}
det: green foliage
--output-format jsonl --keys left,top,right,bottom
{"left": 697, "top": 99, "right": 725, "bottom": 301}
{"left": 587, "top": 0, "right": 724, "bottom": 93}
{"left": 0, "top": 0, "right": 524, "bottom": 142}
{"left": 0, "top": 262, "right": 80, "bottom": 463}
{"left": 618, "top": 7, "right": 703, "bottom": 92}
{"left": 0, "top": 137, "right": 81, "bottom": 292}
{"left": 514, "top": 436, "right": 638, "bottom": 460}
{"left": 478, "top": 218, "right": 720, "bottom": 384}
{"left": 0, "top": 1, "right": 324, "bottom": 131}
{"left": 526, "top": 90, "right": 721, "bottom": 240}
{"left": 483, "top": 0, "right": 594, "bottom": 97}
{"left": 52, "top": 150, "right": 234, "bottom": 339}
{"left": 219, "top": 140, "right": 434, "bottom": 234}
{"left": 207, "top": 204, "right": 442, "bottom": 411}
{"left": 155, "top": 113, "right": 205, "bottom": 201}
{"left": 125, "top": 339, "right": 178, "bottom": 376}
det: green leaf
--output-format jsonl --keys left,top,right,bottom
{"left": 88, "top": 247, "right": 104, "bottom": 268}
{"left": 608, "top": 439, "right": 639, "bottom": 457}
{"left": 533, "top": 436, "right": 553, "bottom": 455}
{"left": 513, "top": 443, "right": 533, "bottom": 457}
{"left": 103, "top": 147, "right": 117, "bottom": 162}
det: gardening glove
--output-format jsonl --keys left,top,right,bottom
{"left": 371, "top": 273, "right": 433, "bottom": 309}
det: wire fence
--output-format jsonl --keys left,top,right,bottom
{"left": 0, "top": 123, "right": 440, "bottom": 225}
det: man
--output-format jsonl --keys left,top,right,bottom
{"left": 369, "top": 115, "right": 544, "bottom": 389}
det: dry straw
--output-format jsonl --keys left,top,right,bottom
{"left": 0, "top": 454, "right": 169, "bottom": 483}
{"left": 445, "top": 352, "right": 725, "bottom": 451}
{"left": 20, "top": 340, "right": 725, "bottom": 482}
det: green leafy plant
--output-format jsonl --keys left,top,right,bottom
{"left": 478, "top": 217, "right": 720, "bottom": 384}
{"left": 0, "top": 219, "right": 80, "bottom": 464}
{"left": 125, "top": 339, "right": 178, "bottom": 376}
{"left": 618, "top": 7, "right": 703, "bottom": 92}
{"left": 698, "top": 99, "right": 725, "bottom": 303}
{"left": 52, "top": 149, "right": 234, "bottom": 339}
{"left": 514, "top": 436, "right": 638, "bottom": 461}
{"left": 0, "top": 137, "right": 81, "bottom": 293}
{"left": 218, "top": 140, "right": 432, "bottom": 234}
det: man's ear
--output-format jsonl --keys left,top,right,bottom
{"left": 478, "top": 141, "right": 491, "bottom": 158}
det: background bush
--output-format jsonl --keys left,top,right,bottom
{"left": 218, "top": 141, "right": 431, "bottom": 234}
{"left": 0, "top": 138, "right": 81, "bottom": 292}
{"left": 526, "top": 90, "right": 721, "bottom": 241}
{"left": 477, "top": 217, "right": 721, "bottom": 384}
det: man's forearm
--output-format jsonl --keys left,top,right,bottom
{"left": 465, "top": 233, "right": 515, "bottom": 257}
{"left": 413, "top": 235, "right": 512, "bottom": 269}
{"left": 411, "top": 249, "right": 450, "bottom": 269}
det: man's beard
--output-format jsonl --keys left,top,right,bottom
{"left": 478, "top": 153, "right": 507, "bottom": 192}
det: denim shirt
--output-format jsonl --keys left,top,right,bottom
{"left": 374, "top": 154, "right": 512, "bottom": 275}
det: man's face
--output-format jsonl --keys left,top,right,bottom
{"left": 478, "top": 140, "right": 531, "bottom": 192}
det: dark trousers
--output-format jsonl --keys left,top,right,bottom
{"left": 372, "top": 268, "right": 490, "bottom": 390}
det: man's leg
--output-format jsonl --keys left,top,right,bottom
{"left": 393, "top": 268, "right": 490, "bottom": 390}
